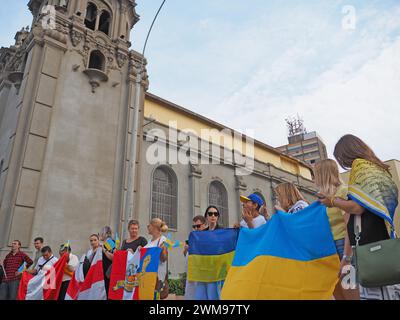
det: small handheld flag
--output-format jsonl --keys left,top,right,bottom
{"left": 115, "top": 233, "right": 121, "bottom": 250}
{"left": 18, "top": 262, "right": 27, "bottom": 273}
{"left": 164, "top": 234, "right": 185, "bottom": 249}
{"left": 104, "top": 238, "right": 116, "bottom": 252}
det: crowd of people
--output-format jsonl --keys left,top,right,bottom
{"left": 0, "top": 134, "right": 398, "bottom": 300}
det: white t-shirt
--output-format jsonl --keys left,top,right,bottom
{"left": 240, "top": 214, "right": 267, "bottom": 229}
{"left": 288, "top": 200, "right": 309, "bottom": 214}
{"left": 145, "top": 235, "right": 167, "bottom": 281}
{"left": 62, "top": 253, "right": 79, "bottom": 282}
{"left": 35, "top": 255, "right": 58, "bottom": 273}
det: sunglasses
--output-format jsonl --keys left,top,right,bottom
{"left": 192, "top": 224, "right": 203, "bottom": 229}
{"left": 207, "top": 211, "right": 219, "bottom": 217}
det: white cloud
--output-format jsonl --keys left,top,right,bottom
{"left": 211, "top": 5, "right": 400, "bottom": 161}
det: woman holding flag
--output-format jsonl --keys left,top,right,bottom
{"left": 314, "top": 159, "right": 360, "bottom": 300}
{"left": 320, "top": 134, "right": 399, "bottom": 300}
{"left": 99, "top": 226, "right": 115, "bottom": 298}
{"left": 121, "top": 220, "right": 148, "bottom": 253}
{"left": 145, "top": 218, "right": 169, "bottom": 300}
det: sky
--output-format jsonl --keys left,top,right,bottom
{"left": 1, "top": 1, "right": 400, "bottom": 161}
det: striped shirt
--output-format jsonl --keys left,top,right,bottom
{"left": 3, "top": 250, "right": 33, "bottom": 282}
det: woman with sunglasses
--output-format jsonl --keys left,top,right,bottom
{"left": 193, "top": 206, "right": 225, "bottom": 300}
{"left": 183, "top": 216, "right": 207, "bottom": 300}
{"left": 204, "top": 206, "right": 222, "bottom": 230}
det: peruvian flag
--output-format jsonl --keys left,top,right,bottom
{"left": 65, "top": 247, "right": 106, "bottom": 300}
{"left": 17, "top": 253, "right": 68, "bottom": 300}
{"left": 109, "top": 248, "right": 161, "bottom": 300}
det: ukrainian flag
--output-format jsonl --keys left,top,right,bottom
{"left": 221, "top": 202, "right": 340, "bottom": 300}
{"left": 188, "top": 229, "right": 239, "bottom": 282}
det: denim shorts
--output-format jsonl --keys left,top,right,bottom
{"left": 335, "top": 238, "right": 345, "bottom": 261}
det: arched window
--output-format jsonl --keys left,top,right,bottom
{"left": 151, "top": 166, "right": 178, "bottom": 230}
{"left": 98, "top": 11, "right": 111, "bottom": 35}
{"left": 208, "top": 181, "right": 229, "bottom": 227}
{"left": 88, "top": 50, "right": 105, "bottom": 71}
{"left": 85, "top": 2, "right": 97, "bottom": 31}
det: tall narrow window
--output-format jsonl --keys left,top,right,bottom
{"left": 151, "top": 166, "right": 178, "bottom": 230}
{"left": 98, "top": 11, "right": 111, "bottom": 35}
{"left": 85, "top": 3, "right": 97, "bottom": 31}
{"left": 208, "top": 181, "right": 229, "bottom": 227}
{"left": 0, "top": 160, "right": 4, "bottom": 178}
{"left": 88, "top": 50, "right": 105, "bottom": 71}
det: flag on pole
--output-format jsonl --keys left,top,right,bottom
{"left": 65, "top": 247, "right": 106, "bottom": 300}
{"left": 108, "top": 248, "right": 162, "bottom": 300}
{"left": 221, "top": 202, "right": 340, "bottom": 300}
{"left": 17, "top": 253, "right": 69, "bottom": 300}
{"left": 115, "top": 233, "right": 121, "bottom": 251}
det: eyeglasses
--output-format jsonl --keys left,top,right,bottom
{"left": 192, "top": 224, "right": 203, "bottom": 229}
{"left": 207, "top": 211, "right": 219, "bottom": 217}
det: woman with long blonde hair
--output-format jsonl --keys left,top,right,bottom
{"left": 274, "top": 182, "right": 309, "bottom": 214}
{"left": 145, "top": 218, "right": 169, "bottom": 300}
{"left": 314, "top": 159, "right": 359, "bottom": 300}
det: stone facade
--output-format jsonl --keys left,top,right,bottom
{"left": 0, "top": 0, "right": 146, "bottom": 258}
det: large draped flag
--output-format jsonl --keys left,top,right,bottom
{"left": 221, "top": 202, "right": 340, "bottom": 300}
{"left": 66, "top": 247, "right": 106, "bottom": 300}
{"left": 17, "top": 253, "right": 68, "bottom": 300}
{"left": 188, "top": 229, "right": 239, "bottom": 283}
{"left": 108, "top": 248, "right": 162, "bottom": 300}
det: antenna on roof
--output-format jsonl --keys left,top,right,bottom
{"left": 285, "top": 115, "right": 307, "bottom": 137}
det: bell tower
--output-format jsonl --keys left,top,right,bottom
{"left": 0, "top": 0, "right": 148, "bottom": 256}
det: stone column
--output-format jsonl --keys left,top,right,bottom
{"left": 189, "top": 163, "right": 202, "bottom": 222}
{"left": 235, "top": 175, "right": 247, "bottom": 222}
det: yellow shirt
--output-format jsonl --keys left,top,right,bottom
{"left": 327, "top": 185, "right": 348, "bottom": 241}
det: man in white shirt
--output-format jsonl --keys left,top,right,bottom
{"left": 58, "top": 243, "right": 79, "bottom": 300}
{"left": 235, "top": 193, "right": 267, "bottom": 229}
{"left": 27, "top": 246, "right": 58, "bottom": 275}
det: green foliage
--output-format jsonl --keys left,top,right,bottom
{"left": 168, "top": 272, "right": 186, "bottom": 296}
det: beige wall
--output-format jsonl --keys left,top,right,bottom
{"left": 144, "top": 96, "right": 312, "bottom": 180}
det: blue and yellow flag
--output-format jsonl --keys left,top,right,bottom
{"left": 18, "top": 262, "right": 27, "bottom": 273}
{"left": 221, "top": 202, "right": 340, "bottom": 300}
{"left": 104, "top": 238, "right": 116, "bottom": 252}
{"left": 115, "top": 233, "right": 121, "bottom": 250}
{"left": 188, "top": 228, "right": 239, "bottom": 283}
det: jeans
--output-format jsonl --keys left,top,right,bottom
{"left": 0, "top": 280, "right": 20, "bottom": 300}
{"left": 335, "top": 238, "right": 345, "bottom": 261}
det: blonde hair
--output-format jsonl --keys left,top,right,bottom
{"left": 274, "top": 182, "right": 308, "bottom": 212}
{"left": 150, "top": 218, "right": 168, "bottom": 233}
{"left": 314, "top": 159, "right": 343, "bottom": 196}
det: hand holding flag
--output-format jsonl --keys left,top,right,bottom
{"left": 17, "top": 262, "right": 27, "bottom": 274}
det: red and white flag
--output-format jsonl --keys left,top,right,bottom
{"left": 65, "top": 247, "right": 106, "bottom": 300}
{"left": 108, "top": 248, "right": 161, "bottom": 300}
{"left": 17, "top": 253, "right": 68, "bottom": 300}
